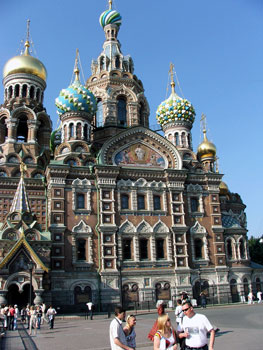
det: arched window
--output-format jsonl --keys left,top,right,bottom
{"left": 123, "top": 239, "right": 132, "bottom": 260}
{"left": 175, "top": 133, "right": 179, "bottom": 146}
{"left": 69, "top": 123, "right": 74, "bottom": 138}
{"left": 121, "top": 194, "right": 129, "bottom": 209}
{"left": 29, "top": 86, "right": 35, "bottom": 99}
{"left": 84, "top": 124, "right": 88, "bottom": 140}
{"left": 77, "top": 239, "right": 86, "bottom": 260}
{"left": 100, "top": 56, "right": 104, "bottom": 71}
{"left": 76, "top": 193, "right": 85, "bottom": 209}
{"left": 22, "top": 84, "right": 27, "bottom": 98}
{"left": 188, "top": 134, "right": 191, "bottom": 148}
{"left": 139, "top": 239, "right": 148, "bottom": 260}
{"left": 76, "top": 123, "right": 82, "bottom": 139}
{"left": 194, "top": 238, "right": 203, "bottom": 259}
{"left": 117, "top": 98, "right": 127, "bottom": 126}
{"left": 190, "top": 197, "right": 199, "bottom": 212}
{"left": 139, "top": 103, "right": 144, "bottom": 125}
{"left": 17, "top": 114, "right": 28, "bottom": 142}
{"left": 153, "top": 195, "right": 161, "bottom": 210}
{"left": 63, "top": 124, "right": 67, "bottom": 141}
{"left": 36, "top": 88, "right": 40, "bottom": 102}
{"left": 227, "top": 239, "right": 233, "bottom": 259}
{"left": 156, "top": 239, "right": 164, "bottom": 259}
{"left": 96, "top": 100, "right": 103, "bottom": 127}
{"left": 240, "top": 239, "right": 246, "bottom": 259}
{"left": 115, "top": 56, "right": 120, "bottom": 69}
{"left": 0, "top": 117, "right": 7, "bottom": 144}
{"left": 181, "top": 132, "right": 186, "bottom": 147}
{"left": 8, "top": 86, "right": 13, "bottom": 99}
{"left": 15, "top": 85, "right": 19, "bottom": 97}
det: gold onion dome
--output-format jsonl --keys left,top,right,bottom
{"left": 197, "top": 129, "right": 216, "bottom": 160}
{"left": 3, "top": 40, "right": 47, "bottom": 81}
{"left": 219, "top": 181, "right": 229, "bottom": 195}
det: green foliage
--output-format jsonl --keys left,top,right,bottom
{"left": 248, "top": 236, "right": 263, "bottom": 265}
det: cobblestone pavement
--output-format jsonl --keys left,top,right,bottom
{"left": 2, "top": 304, "right": 263, "bottom": 349}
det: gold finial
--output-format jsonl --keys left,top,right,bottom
{"left": 169, "top": 63, "right": 175, "bottom": 94}
{"left": 109, "top": 0, "right": 112, "bottom": 10}
{"left": 74, "top": 48, "right": 80, "bottom": 82}
{"left": 24, "top": 19, "right": 31, "bottom": 55}
{"left": 20, "top": 161, "right": 27, "bottom": 179}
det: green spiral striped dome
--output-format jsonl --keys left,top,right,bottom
{"left": 99, "top": 9, "right": 122, "bottom": 28}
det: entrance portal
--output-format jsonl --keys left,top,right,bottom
{"left": 7, "top": 283, "right": 35, "bottom": 307}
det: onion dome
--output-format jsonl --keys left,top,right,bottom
{"left": 156, "top": 74, "right": 195, "bottom": 127}
{"left": 55, "top": 63, "right": 97, "bottom": 117}
{"left": 219, "top": 181, "right": 229, "bottom": 195}
{"left": 50, "top": 127, "right": 62, "bottom": 152}
{"left": 3, "top": 40, "right": 47, "bottom": 81}
{"left": 197, "top": 129, "right": 216, "bottom": 160}
{"left": 99, "top": 1, "right": 122, "bottom": 28}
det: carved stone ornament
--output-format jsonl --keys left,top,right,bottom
{"left": 72, "top": 220, "right": 92, "bottom": 234}
{"left": 153, "top": 221, "right": 169, "bottom": 233}
{"left": 190, "top": 221, "right": 206, "bottom": 235}
{"left": 119, "top": 220, "right": 136, "bottom": 233}
{"left": 137, "top": 220, "right": 152, "bottom": 233}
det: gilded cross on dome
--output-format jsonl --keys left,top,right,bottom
{"left": 201, "top": 113, "right": 207, "bottom": 132}
{"left": 169, "top": 63, "right": 175, "bottom": 93}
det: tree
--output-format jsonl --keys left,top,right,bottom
{"left": 248, "top": 236, "right": 263, "bottom": 265}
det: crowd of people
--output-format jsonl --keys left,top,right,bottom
{"left": 0, "top": 303, "right": 57, "bottom": 336}
{"left": 109, "top": 292, "right": 216, "bottom": 350}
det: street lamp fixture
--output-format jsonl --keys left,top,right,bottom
{"left": 117, "top": 260, "right": 123, "bottom": 307}
{"left": 28, "top": 261, "right": 34, "bottom": 306}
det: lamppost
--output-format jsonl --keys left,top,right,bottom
{"left": 28, "top": 261, "right": 34, "bottom": 306}
{"left": 117, "top": 260, "right": 123, "bottom": 307}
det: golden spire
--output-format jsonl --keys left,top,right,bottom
{"left": 169, "top": 62, "right": 175, "bottom": 94}
{"left": 109, "top": 0, "right": 112, "bottom": 10}
{"left": 74, "top": 48, "right": 80, "bottom": 82}
{"left": 24, "top": 19, "right": 31, "bottom": 56}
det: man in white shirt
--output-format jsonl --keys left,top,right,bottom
{"left": 178, "top": 300, "right": 215, "bottom": 350}
{"left": 257, "top": 290, "right": 262, "bottom": 303}
{"left": 86, "top": 301, "right": 93, "bottom": 320}
{"left": 109, "top": 306, "right": 133, "bottom": 350}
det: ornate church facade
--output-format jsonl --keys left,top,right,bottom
{"left": 0, "top": 4, "right": 262, "bottom": 311}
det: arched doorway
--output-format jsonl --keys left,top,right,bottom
{"left": 230, "top": 279, "right": 239, "bottom": 302}
{"left": 7, "top": 283, "right": 34, "bottom": 307}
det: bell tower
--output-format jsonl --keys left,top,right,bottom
{"left": 86, "top": 1, "right": 150, "bottom": 145}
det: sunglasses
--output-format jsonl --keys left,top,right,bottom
{"left": 182, "top": 307, "right": 191, "bottom": 312}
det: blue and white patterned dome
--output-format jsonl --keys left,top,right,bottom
{"left": 55, "top": 80, "right": 97, "bottom": 116}
{"left": 99, "top": 9, "right": 122, "bottom": 28}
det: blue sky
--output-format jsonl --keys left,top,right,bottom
{"left": 0, "top": 0, "right": 262, "bottom": 237}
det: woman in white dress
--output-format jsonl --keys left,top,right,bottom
{"left": 154, "top": 314, "right": 177, "bottom": 350}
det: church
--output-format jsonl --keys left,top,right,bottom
{"left": 0, "top": 2, "right": 261, "bottom": 311}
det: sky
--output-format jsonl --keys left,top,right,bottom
{"left": 0, "top": 0, "right": 262, "bottom": 237}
